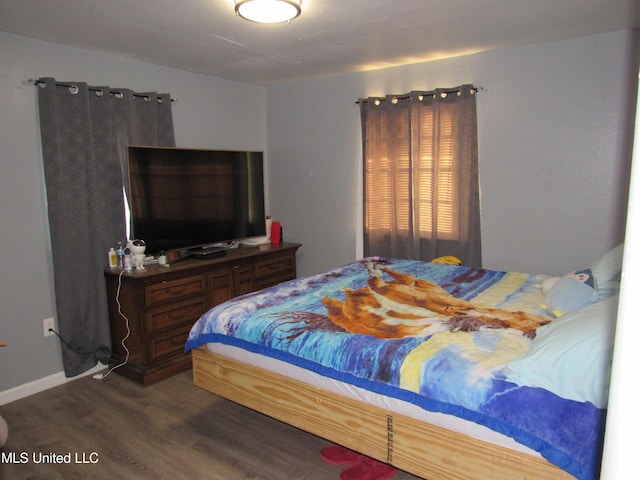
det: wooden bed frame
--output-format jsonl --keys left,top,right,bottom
{"left": 192, "top": 347, "right": 574, "bottom": 479}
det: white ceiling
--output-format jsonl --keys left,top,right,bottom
{"left": 1, "top": 0, "right": 639, "bottom": 86}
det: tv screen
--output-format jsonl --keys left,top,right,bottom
{"left": 127, "top": 146, "right": 266, "bottom": 254}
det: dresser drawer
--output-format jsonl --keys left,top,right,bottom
{"left": 255, "top": 272, "right": 296, "bottom": 290}
{"left": 146, "top": 296, "right": 207, "bottom": 333}
{"left": 255, "top": 255, "right": 295, "bottom": 279}
{"left": 145, "top": 275, "right": 206, "bottom": 307}
{"left": 149, "top": 324, "right": 192, "bottom": 361}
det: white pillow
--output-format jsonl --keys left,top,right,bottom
{"left": 590, "top": 244, "right": 624, "bottom": 295}
{"left": 504, "top": 295, "right": 619, "bottom": 408}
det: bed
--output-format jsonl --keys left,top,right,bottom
{"left": 185, "top": 246, "right": 622, "bottom": 480}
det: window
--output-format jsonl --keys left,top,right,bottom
{"left": 359, "top": 86, "right": 482, "bottom": 265}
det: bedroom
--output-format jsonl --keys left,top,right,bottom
{"left": 0, "top": 0, "right": 639, "bottom": 477}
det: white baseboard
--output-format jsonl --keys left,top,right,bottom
{"left": 0, "top": 363, "right": 107, "bottom": 406}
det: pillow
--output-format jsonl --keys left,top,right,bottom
{"left": 589, "top": 243, "right": 624, "bottom": 297}
{"left": 590, "top": 243, "right": 624, "bottom": 283}
{"left": 542, "top": 269, "right": 598, "bottom": 317}
{"left": 504, "top": 295, "right": 619, "bottom": 408}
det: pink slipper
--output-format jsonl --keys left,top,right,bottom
{"left": 320, "top": 445, "right": 364, "bottom": 465}
{"left": 340, "top": 457, "right": 396, "bottom": 480}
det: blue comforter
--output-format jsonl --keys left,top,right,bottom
{"left": 186, "top": 258, "right": 605, "bottom": 479}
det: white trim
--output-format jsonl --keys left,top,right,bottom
{"left": 0, "top": 363, "right": 106, "bottom": 406}
{"left": 600, "top": 68, "right": 640, "bottom": 479}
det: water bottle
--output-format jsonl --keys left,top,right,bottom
{"left": 116, "top": 242, "right": 125, "bottom": 268}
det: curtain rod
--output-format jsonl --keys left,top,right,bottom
{"left": 25, "top": 78, "right": 176, "bottom": 103}
{"left": 354, "top": 85, "right": 484, "bottom": 105}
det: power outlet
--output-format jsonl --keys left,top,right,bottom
{"left": 43, "top": 317, "right": 55, "bottom": 337}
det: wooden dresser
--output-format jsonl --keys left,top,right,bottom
{"left": 104, "top": 242, "right": 301, "bottom": 385}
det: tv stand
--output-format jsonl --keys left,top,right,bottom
{"left": 104, "top": 242, "right": 301, "bottom": 385}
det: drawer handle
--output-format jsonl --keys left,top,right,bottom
{"left": 168, "top": 309, "right": 189, "bottom": 321}
{"left": 165, "top": 285, "right": 187, "bottom": 295}
{"left": 270, "top": 263, "right": 283, "bottom": 270}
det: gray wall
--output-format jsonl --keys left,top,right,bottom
{"left": 0, "top": 32, "right": 267, "bottom": 393}
{"left": 268, "top": 30, "right": 637, "bottom": 277}
{"left": 0, "top": 29, "right": 637, "bottom": 395}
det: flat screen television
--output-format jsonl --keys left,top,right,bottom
{"left": 127, "top": 146, "right": 266, "bottom": 255}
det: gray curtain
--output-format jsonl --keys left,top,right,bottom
{"left": 359, "top": 85, "right": 482, "bottom": 266}
{"left": 37, "top": 78, "right": 175, "bottom": 377}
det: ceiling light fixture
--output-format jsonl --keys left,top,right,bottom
{"left": 235, "top": 0, "right": 302, "bottom": 24}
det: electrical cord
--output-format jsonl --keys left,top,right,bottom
{"left": 93, "top": 268, "right": 130, "bottom": 380}
{"left": 48, "top": 329, "right": 102, "bottom": 355}
{"left": 46, "top": 269, "right": 131, "bottom": 380}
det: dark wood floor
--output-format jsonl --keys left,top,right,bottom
{"left": 0, "top": 369, "right": 423, "bottom": 480}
